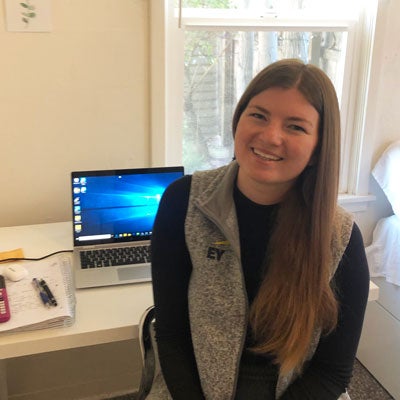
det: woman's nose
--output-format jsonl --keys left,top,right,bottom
{"left": 261, "top": 122, "right": 283, "bottom": 145}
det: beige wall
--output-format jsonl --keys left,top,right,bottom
{"left": 0, "top": 0, "right": 150, "bottom": 227}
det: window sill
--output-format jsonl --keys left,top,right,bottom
{"left": 338, "top": 194, "right": 376, "bottom": 213}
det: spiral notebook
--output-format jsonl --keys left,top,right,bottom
{"left": 0, "top": 255, "right": 75, "bottom": 333}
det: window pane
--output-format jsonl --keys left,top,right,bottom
{"left": 183, "top": 29, "right": 347, "bottom": 173}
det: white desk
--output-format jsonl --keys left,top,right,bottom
{"left": 0, "top": 222, "right": 379, "bottom": 399}
{"left": 0, "top": 222, "right": 153, "bottom": 400}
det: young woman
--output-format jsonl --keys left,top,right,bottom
{"left": 149, "top": 59, "right": 370, "bottom": 399}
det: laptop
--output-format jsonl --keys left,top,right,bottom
{"left": 71, "top": 166, "right": 184, "bottom": 289}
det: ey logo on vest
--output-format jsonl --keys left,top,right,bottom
{"left": 206, "top": 240, "right": 230, "bottom": 261}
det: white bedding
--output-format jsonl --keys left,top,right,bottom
{"left": 367, "top": 140, "right": 400, "bottom": 286}
{"left": 366, "top": 215, "right": 400, "bottom": 286}
{"left": 372, "top": 140, "right": 400, "bottom": 217}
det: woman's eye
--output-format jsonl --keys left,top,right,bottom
{"left": 289, "top": 124, "right": 306, "bottom": 133}
{"left": 250, "top": 112, "right": 265, "bottom": 120}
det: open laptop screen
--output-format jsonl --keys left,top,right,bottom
{"left": 71, "top": 166, "right": 184, "bottom": 246}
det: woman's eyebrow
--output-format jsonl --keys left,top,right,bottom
{"left": 248, "top": 105, "right": 270, "bottom": 115}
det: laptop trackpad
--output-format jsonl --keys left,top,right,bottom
{"left": 117, "top": 266, "right": 151, "bottom": 281}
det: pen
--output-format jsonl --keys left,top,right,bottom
{"left": 39, "top": 279, "right": 57, "bottom": 307}
{"left": 32, "top": 278, "right": 50, "bottom": 307}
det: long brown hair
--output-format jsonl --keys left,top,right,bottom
{"left": 232, "top": 59, "right": 341, "bottom": 374}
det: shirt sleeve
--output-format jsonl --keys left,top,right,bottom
{"left": 280, "top": 223, "right": 370, "bottom": 399}
{"left": 151, "top": 175, "right": 205, "bottom": 399}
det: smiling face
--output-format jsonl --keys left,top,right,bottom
{"left": 234, "top": 87, "right": 320, "bottom": 205}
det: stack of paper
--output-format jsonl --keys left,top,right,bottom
{"left": 0, "top": 255, "right": 75, "bottom": 333}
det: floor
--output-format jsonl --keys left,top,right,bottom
{"left": 107, "top": 359, "right": 394, "bottom": 400}
{"left": 347, "top": 359, "right": 394, "bottom": 400}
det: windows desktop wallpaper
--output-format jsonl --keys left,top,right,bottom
{"left": 72, "top": 171, "right": 182, "bottom": 241}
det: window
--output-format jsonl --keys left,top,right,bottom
{"left": 150, "top": 0, "right": 378, "bottom": 195}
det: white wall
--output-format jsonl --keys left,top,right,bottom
{"left": 367, "top": 0, "right": 400, "bottom": 161}
{"left": 353, "top": 0, "right": 400, "bottom": 244}
{"left": 0, "top": 0, "right": 150, "bottom": 227}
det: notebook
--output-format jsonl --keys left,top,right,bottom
{"left": 71, "top": 166, "right": 184, "bottom": 289}
{"left": 0, "top": 255, "right": 75, "bottom": 333}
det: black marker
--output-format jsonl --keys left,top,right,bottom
{"left": 32, "top": 278, "right": 50, "bottom": 307}
{"left": 39, "top": 279, "right": 57, "bottom": 307}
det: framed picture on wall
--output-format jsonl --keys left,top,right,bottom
{"left": 4, "top": 0, "right": 52, "bottom": 32}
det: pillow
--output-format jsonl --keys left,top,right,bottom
{"left": 372, "top": 140, "right": 400, "bottom": 217}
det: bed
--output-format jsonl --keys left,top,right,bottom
{"left": 357, "top": 140, "right": 400, "bottom": 399}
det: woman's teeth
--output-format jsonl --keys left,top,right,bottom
{"left": 252, "top": 148, "right": 282, "bottom": 161}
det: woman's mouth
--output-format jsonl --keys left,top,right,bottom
{"left": 252, "top": 148, "right": 282, "bottom": 161}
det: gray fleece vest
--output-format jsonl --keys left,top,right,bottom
{"left": 147, "top": 162, "right": 353, "bottom": 400}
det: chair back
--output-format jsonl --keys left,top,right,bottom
{"left": 137, "top": 305, "right": 157, "bottom": 400}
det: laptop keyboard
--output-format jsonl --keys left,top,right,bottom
{"left": 80, "top": 245, "right": 151, "bottom": 269}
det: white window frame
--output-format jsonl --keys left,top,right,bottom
{"left": 150, "top": 0, "right": 378, "bottom": 206}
